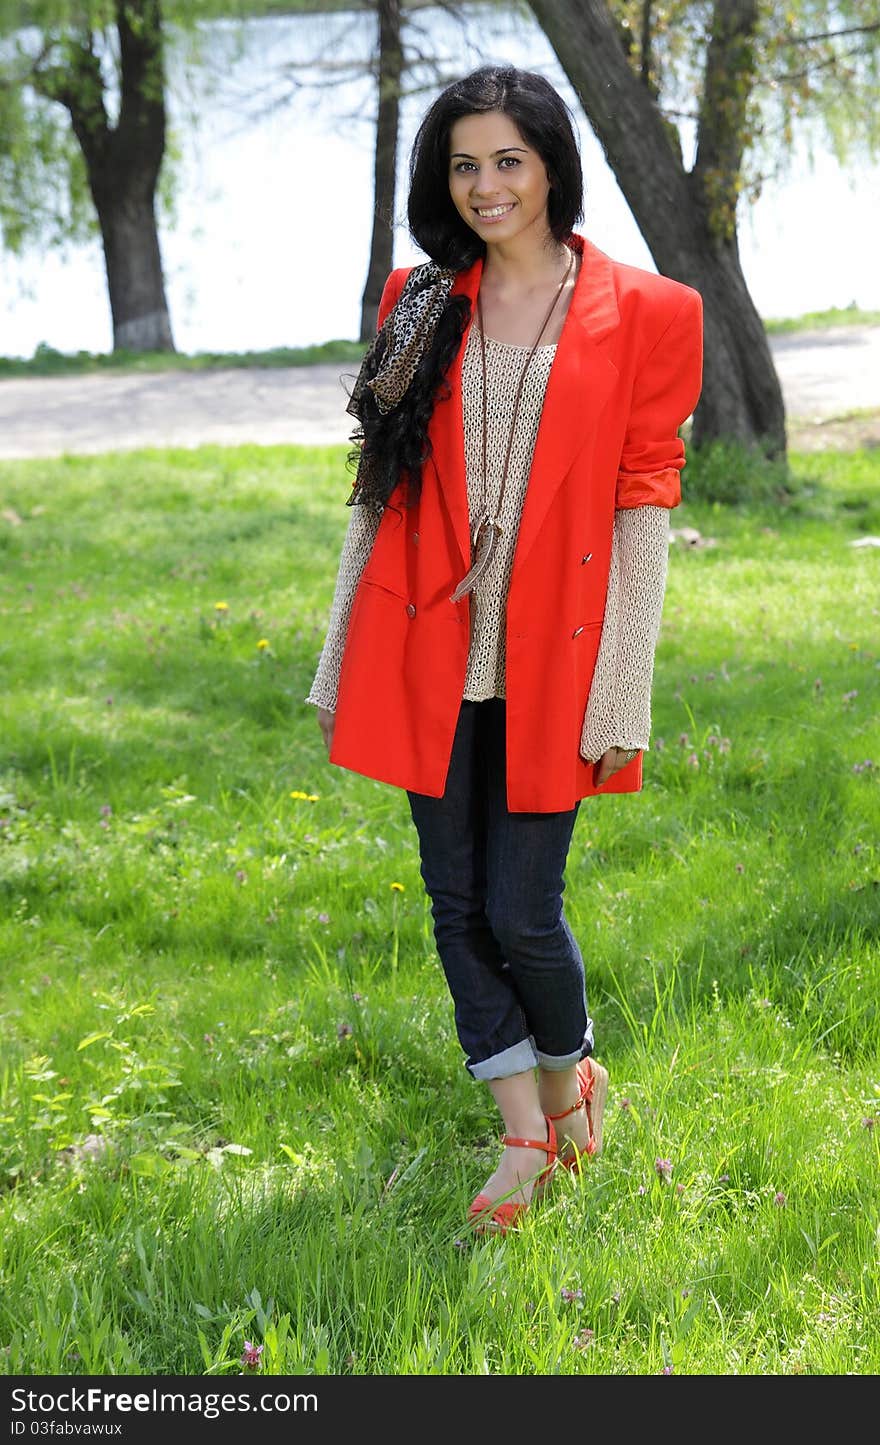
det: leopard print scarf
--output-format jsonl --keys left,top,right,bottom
{"left": 346, "top": 260, "right": 457, "bottom": 507}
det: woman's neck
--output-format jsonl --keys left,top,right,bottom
{"left": 481, "top": 231, "right": 571, "bottom": 294}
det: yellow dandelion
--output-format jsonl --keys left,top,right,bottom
{"left": 257, "top": 638, "right": 270, "bottom": 650}
{"left": 390, "top": 881, "right": 405, "bottom": 893}
{"left": 290, "top": 790, "right": 320, "bottom": 802}
{"left": 215, "top": 601, "right": 229, "bottom": 612}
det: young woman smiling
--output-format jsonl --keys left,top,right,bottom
{"left": 306, "top": 66, "right": 703, "bottom": 1234}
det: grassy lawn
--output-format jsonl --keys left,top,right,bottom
{"left": 0, "top": 442, "right": 878, "bottom": 1376}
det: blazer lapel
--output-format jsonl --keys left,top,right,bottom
{"left": 426, "top": 256, "right": 483, "bottom": 575}
{"left": 514, "top": 236, "right": 621, "bottom": 570}
{"left": 427, "top": 236, "right": 622, "bottom": 577}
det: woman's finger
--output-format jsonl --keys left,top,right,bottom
{"left": 595, "top": 747, "right": 627, "bottom": 785}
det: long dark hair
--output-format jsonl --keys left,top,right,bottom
{"left": 349, "top": 66, "right": 583, "bottom": 514}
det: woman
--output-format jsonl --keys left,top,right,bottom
{"left": 305, "top": 65, "right": 703, "bottom": 1234}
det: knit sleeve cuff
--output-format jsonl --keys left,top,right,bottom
{"left": 580, "top": 506, "right": 670, "bottom": 761}
{"left": 304, "top": 504, "right": 380, "bottom": 711}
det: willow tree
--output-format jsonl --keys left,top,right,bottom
{"left": 1, "top": 0, "right": 175, "bottom": 352}
{"left": 528, "top": 0, "right": 880, "bottom": 455}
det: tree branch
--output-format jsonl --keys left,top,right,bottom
{"left": 771, "top": 43, "right": 869, "bottom": 86}
{"left": 31, "top": 30, "right": 110, "bottom": 171}
{"left": 779, "top": 23, "right": 880, "bottom": 45}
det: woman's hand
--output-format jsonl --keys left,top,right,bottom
{"left": 317, "top": 707, "right": 336, "bottom": 755}
{"left": 594, "top": 746, "right": 639, "bottom": 786}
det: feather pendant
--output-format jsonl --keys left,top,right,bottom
{"left": 449, "top": 518, "right": 502, "bottom": 603}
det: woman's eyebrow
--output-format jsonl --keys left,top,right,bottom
{"left": 450, "top": 146, "right": 529, "bottom": 159}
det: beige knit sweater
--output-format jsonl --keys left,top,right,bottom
{"left": 305, "top": 326, "right": 670, "bottom": 760}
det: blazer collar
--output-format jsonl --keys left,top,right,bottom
{"left": 450, "top": 232, "right": 620, "bottom": 343}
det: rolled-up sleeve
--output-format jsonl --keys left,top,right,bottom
{"left": 616, "top": 288, "right": 703, "bottom": 510}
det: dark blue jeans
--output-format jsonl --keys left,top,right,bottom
{"left": 406, "top": 697, "right": 594, "bottom": 1080}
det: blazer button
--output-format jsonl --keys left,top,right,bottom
{"left": 572, "top": 625, "right": 585, "bottom": 638}
{"left": 406, "top": 603, "right": 417, "bottom": 618}
{"left": 411, "top": 531, "right": 420, "bottom": 545}
{"left": 581, "top": 552, "right": 593, "bottom": 564}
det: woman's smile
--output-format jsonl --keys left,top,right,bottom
{"left": 473, "top": 201, "right": 517, "bottom": 223}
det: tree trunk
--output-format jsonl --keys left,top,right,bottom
{"left": 38, "top": 1, "right": 175, "bottom": 352}
{"left": 359, "top": 0, "right": 403, "bottom": 342}
{"left": 529, "top": 0, "right": 787, "bottom": 456}
{"left": 93, "top": 189, "right": 174, "bottom": 350}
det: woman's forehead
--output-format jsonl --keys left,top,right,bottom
{"left": 448, "top": 111, "right": 530, "bottom": 155}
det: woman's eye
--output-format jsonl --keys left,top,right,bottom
{"left": 452, "top": 157, "right": 521, "bottom": 173}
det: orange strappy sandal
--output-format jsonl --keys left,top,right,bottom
{"left": 467, "top": 1118, "right": 558, "bottom": 1235}
{"left": 545, "top": 1057, "right": 609, "bottom": 1171}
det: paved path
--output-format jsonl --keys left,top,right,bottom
{"left": 0, "top": 325, "right": 877, "bottom": 460}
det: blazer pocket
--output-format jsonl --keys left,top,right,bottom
{"left": 359, "top": 568, "right": 408, "bottom": 601}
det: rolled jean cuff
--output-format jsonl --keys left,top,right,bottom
{"left": 469, "top": 1037, "right": 538, "bottom": 1081}
{"left": 535, "top": 1046, "right": 586, "bottom": 1071}
{"left": 536, "top": 1027, "right": 594, "bottom": 1072}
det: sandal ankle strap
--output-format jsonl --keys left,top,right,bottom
{"left": 501, "top": 1119, "right": 558, "bottom": 1160}
{"left": 545, "top": 1061, "right": 595, "bottom": 1123}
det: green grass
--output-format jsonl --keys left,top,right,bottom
{"left": 0, "top": 338, "right": 367, "bottom": 379}
{"left": 764, "top": 304, "right": 880, "bottom": 334}
{"left": 0, "top": 442, "right": 878, "bottom": 1376}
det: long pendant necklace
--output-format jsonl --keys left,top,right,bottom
{"left": 449, "top": 246, "right": 574, "bottom": 605}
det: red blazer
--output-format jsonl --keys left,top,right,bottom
{"left": 328, "top": 234, "right": 703, "bottom": 812}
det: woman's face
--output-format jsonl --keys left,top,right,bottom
{"left": 448, "top": 110, "right": 552, "bottom": 247}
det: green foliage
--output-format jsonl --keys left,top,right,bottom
{"left": 0, "top": 3, "right": 132, "bottom": 252}
{"left": 0, "top": 34, "right": 94, "bottom": 252}
{"left": 0, "top": 0, "right": 228, "bottom": 257}
{"left": 612, "top": 1, "right": 880, "bottom": 201}
{"left": 683, "top": 438, "right": 797, "bottom": 506}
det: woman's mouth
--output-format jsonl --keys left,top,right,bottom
{"left": 472, "top": 202, "right": 516, "bottom": 222}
